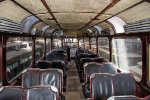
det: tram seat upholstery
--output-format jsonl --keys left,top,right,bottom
{"left": 26, "top": 86, "right": 59, "bottom": 100}
{"left": 75, "top": 48, "right": 96, "bottom": 64}
{"left": 0, "top": 86, "right": 60, "bottom": 100}
{"left": 79, "top": 57, "right": 107, "bottom": 71}
{"left": 84, "top": 62, "right": 117, "bottom": 85}
{"left": 90, "top": 73, "right": 136, "bottom": 100}
{"left": 22, "top": 68, "right": 63, "bottom": 94}
{"left": 0, "top": 86, "right": 23, "bottom": 100}
{"left": 46, "top": 49, "right": 67, "bottom": 63}
{"left": 36, "top": 60, "right": 67, "bottom": 90}
{"left": 107, "top": 95, "right": 150, "bottom": 100}
{"left": 36, "top": 60, "right": 67, "bottom": 78}
{"left": 78, "top": 57, "right": 107, "bottom": 82}
{"left": 76, "top": 53, "right": 98, "bottom": 66}
{"left": 83, "top": 62, "right": 117, "bottom": 98}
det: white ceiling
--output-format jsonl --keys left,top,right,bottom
{"left": 0, "top": 0, "right": 150, "bottom": 33}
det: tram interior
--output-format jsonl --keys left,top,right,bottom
{"left": 0, "top": 0, "right": 150, "bottom": 100}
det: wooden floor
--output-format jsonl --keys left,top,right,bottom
{"left": 64, "top": 60, "right": 84, "bottom": 100}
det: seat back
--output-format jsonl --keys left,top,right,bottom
{"left": 90, "top": 73, "right": 136, "bottom": 100}
{"left": 84, "top": 62, "right": 117, "bottom": 84}
{"left": 22, "top": 68, "right": 63, "bottom": 94}
{"left": 36, "top": 60, "right": 66, "bottom": 77}
{"left": 0, "top": 86, "right": 59, "bottom": 100}
{"left": 22, "top": 68, "right": 40, "bottom": 89}
{"left": 84, "top": 62, "right": 101, "bottom": 84}
{"left": 107, "top": 96, "right": 139, "bottom": 100}
{"left": 0, "top": 86, "right": 23, "bottom": 100}
{"left": 113, "top": 73, "right": 136, "bottom": 96}
{"left": 91, "top": 74, "right": 113, "bottom": 100}
{"left": 26, "top": 86, "right": 59, "bottom": 100}
{"left": 107, "top": 95, "right": 150, "bottom": 100}
{"left": 40, "top": 69, "right": 63, "bottom": 94}
{"left": 46, "top": 49, "right": 67, "bottom": 61}
{"left": 80, "top": 57, "right": 107, "bottom": 71}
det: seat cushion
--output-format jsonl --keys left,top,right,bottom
{"left": 0, "top": 86, "right": 23, "bottom": 100}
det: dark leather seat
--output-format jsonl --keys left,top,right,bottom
{"left": 83, "top": 62, "right": 117, "bottom": 98}
{"left": 107, "top": 95, "right": 150, "bottom": 100}
{"left": 80, "top": 57, "right": 107, "bottom": 71}
{"left": 75, "top": 48, "right": 96, "bottom": 64}
{"left": 46, "top": 49, "right": 67, "bottom": 66}
{"left": 0, "top": 86, "right": 60, "bottom": 100}
{"left": 36, "top": 60, "right": 67, "bottom": 91}
{"left": 26, "top": 86, "right": 59, "bottom": 100}
{"left": 90, "top": 73, "right": 136, "bottom": 100}
{"left": 76, "top": 53, "right": 98, "bottom": 67}
{"left": 78, "top": 57, "right": 107, "bottom": 82}
{"left": 22, "top": 68, "right": 63, "bottom": 94}
{"left": 84, "top": 62, "right": 117, "bottom": 84}
{"left": 0, "top": 86, "right": 23, "bottom": 100}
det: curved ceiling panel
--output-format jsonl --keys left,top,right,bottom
{"left": 54, "top": 13, "right": 96, "bottom": 29}
{"left": 0, "top": 0, "right": 31, "bottom": 22}
{"left": 33, "top": 22, "right": 47, "bottom": 31}
{"left": 15, "top": 0, "right": 48, "bottom": 14}
{"left": 117, "top": 2, "right": 150, "bottom": 23}
{"left": 106, "top": 0, "right": 142, "bottom": 15}
{"left": 46, "top": 0, "right": 111, "bottom": 12}
{"left": 98, "top": 22, "right": 112, "bottom": 30}
{"left": 22, "top": 16, "right": 39, "bottom": 33}
{"left": 108, "top": 16, "right": 126, "bottom": 33}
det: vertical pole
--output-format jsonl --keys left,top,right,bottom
{"left": 51, "top": 36, "right": 53, "bottom": 50}
{"left": 0, "top": 36, "right": 8, "bottom": 85}
{"left": 83, "top": 38, "right": 85, "bottom": 49}
{"left": 32, "top": 37, "right": 35, "bottom": 65}
{"left": 77, "top": 38, "right": 79, "bottom": 48}
{"left": 141, "top": 36, "right": 147, "bottom": 86}
{"left": 89, "top": 37, "right": 91, "bottom": 49}
{"left": 109, "top": 37, "right": 112, "bottom": 62}
{"left": 61, "top": 38, "right": 63, "bottom": 48}
{"left": 96, "top": 37, "right": 98, "bottom": 54}
{"left": 44, "top": 37, "right": 46, "bottom": 60}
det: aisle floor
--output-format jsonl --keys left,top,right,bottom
{"left": 64, "top": 60, "right": 84, "bottom": 100}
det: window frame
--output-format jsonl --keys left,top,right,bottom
{"left": 112, "top": 36, "right": 143, "bottom": 82}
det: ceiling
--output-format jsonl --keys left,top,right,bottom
{"left": 0, "top": 0, "right": 150, "bottom": 35}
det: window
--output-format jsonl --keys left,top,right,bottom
{"left": 112, "top": 38, "right": 142, "bottom": 81}
{"left": 64, "top": 38, "right": 77, "bottom": 48}
{"left": 84, "top": 38, "right": 90, "bottom": 49}
{"left": 79, "top": 39, "right": 84, "bottom": 48}
{"left": 46, "top": 38, "right": 51, "bottom": 53}
{"left": 53, "top": 38, "right": 62, "bottom": 49}
{"left": 148, "top": 38, "right": 150, "bottom": 85}
{"left": 98, "top": 37, "right": 110, "bottom": 60}
{"left": 6, "top": 37, "right": 32, "bottom": 81}
{"left": 91, "top": 38, "right": 96, "bottom": 53}
{"left": 35, "top": 38, "right": 44, "bottom": 62}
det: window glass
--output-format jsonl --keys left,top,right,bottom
{"left": 112, "top": 38, "right": 142, "bottom": 81}
{"left": 148, "top": 38, "right": 150, "bottom": 85}
{"left": 35, "top": 38, "right": 44, "bottom": 62}
{"left": 98, "top": 37, "right": 110, "bottom": 60}
{"left": 46, "top": 38, "right": 51, "bottom": 53}
{"left": 79, "top": 39, "right": 84, "bottom": 48}
{"left": 64, "top": 38, "right": 77, "bottom": 48}
{"left": 53, "top": 38, "right": 62, "bottom": 49}
{"left": 6, "top": 37, "right": 32, "bottom": 81}
{"left": 84, "top": 38, "right": 90, "bottom": 49}
{"left": 91, "top": 38, "right": 96, "bottom": 53}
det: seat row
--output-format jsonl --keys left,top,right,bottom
{"left": 75, "top": 48, "right": 149, "bottom": 100}
{"left": 34, "top": 49, "right": 68, "bottom": 91}
{"left": 107, "top": 95, "right": 150, "bottom": 100}
{"left": 0, "top": 86, "right": 59, "bottom": 100}
{"left": 0, "top": 68, "right": 65, "bottom": 100}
